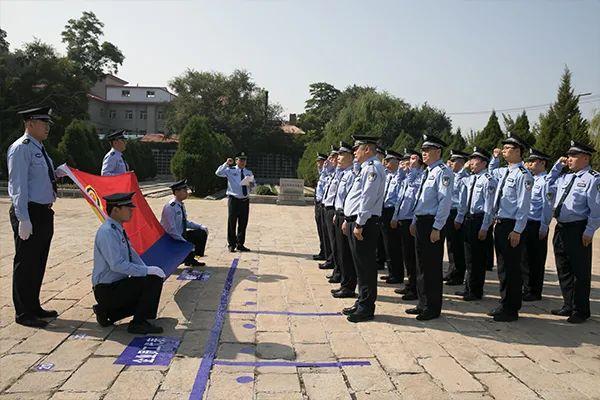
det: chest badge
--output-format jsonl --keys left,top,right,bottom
{"left": 442, "top": 176, "right": 450, "bottom": 186}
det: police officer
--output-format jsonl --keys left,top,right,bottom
{"left": 379, "top": 150, "right": 405, "bottom": 284}
{"left": 317, "top": 151, "right": 338, "bottom": 269}
{"left": 160, "top": 179, "right": 209, "bottom": 267}
{"left": 408, "top": 135, "right": 454, "bottom": 321}
{"left": 322, "top": 146, "right": 342, "bottom": 281}
{"left": 548, "top": 141, "right": 599, "bottom": 323}
{"left": 488, "top": 133, "right": 533, "bottom": 322}
{"left": 331, "top": 142, "right": 358, "bottom": 298}
{"left": 341, "top": 136, "right": 385, "bottom": 322}
{"left": 313, "top": 153, "right": 328, "bottom": 261}
{"left": 375, "top": 146, "right": 388, "bottom": 269}
{"left": 215, "top": 152, "right": 255, "bottom": 252}
{"left": 92, "top": 192, "right": 166, "bottom": 334}
{"left": 454, "top": 147, "right": 496, "bottom": 301}
{"left": 101, "top": 130, "right": 129, "bottom": 176}
{"left": 444, "top": 150, "right": 470, "bottom": 286}
{"left": 391, "top": 149, "right": 424, "bottom": 300}
{"left": 521, "top": 148, "right": 554, "bottom": 301}
{"left": 8, "top": 106, "right": 64, "bottom": 327}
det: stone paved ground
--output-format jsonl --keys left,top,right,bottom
{"left": 0, "top": 197, "right": 599, "bottom": 400}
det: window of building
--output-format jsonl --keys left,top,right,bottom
{"left": 157, "top": 111, "right": 164, "bottom": 120}
{"left": 121, "top": 89, "right": 130, "bottom": 97}
{"left": 109, "top": 110, "right": 116, "bottom": 119}
{"left": 125, "top": 110, "right": 133, "bottom": 119}
{"left": 140, "top": 110, "right": 147, "bottom": 120}
{"left": 146, "top": 90, "right": 155, "bottom": 98}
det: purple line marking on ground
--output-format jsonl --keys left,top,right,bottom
{"left": 227, "top": 310, "right": 342, "bottom": 317}
{"left": 236, "top": 376, "right": 254, "bottom": 384}
{"left": 247, "top": 275, "right": 258, "bottom": 281}
{"left": 243, "top": 301, "right": 256, "bottom": 306}
{"left": 214, "top": 360, "right": 372, "bottom": 368}
{"left": 244, "top": 288, "right": 257, "bottom": 292}
{"left": 242, "top": 323, "right": 256, "bottom": 329}
{"left": 188, "top": 258, "right": 240, "bottom": 400}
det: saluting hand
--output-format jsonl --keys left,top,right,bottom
{"left": 493, "top": 148, "right": 501, "bottom": 158}
{"left": 582, "top": 234, "right": 593, "bottom": 247}
{"left": 226, "top": 158, "right": 234, "bottom": 165}
{"left": 509, "top": 231, "right": 521, "bottom": 248}
{"left": 353, "top": 225, "right": 364, "bottom": 241}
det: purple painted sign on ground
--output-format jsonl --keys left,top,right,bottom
{"left": 115, "top": 336, "right": 180, "bottom": 366}
{"left": 35, "top": 362, "right": 54, "bottom": 371}
{"left": 178, "top": 269, "right": 211, "bottom": 281}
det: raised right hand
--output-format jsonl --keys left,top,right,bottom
{"left": 226, "top": 158, "right": 234, "bottom": 165}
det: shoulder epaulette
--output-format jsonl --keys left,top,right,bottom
{"left": 368, "top": 160, "right": 374, "bottom": 166}
{"left": 484, "top": 173, "right": 492, "bottom": 179}
{"left": 110, "top": 223, "right": 116, "bottom": 229}
{"left": 170, "top": 202, "right": 176, "bottom": 206}
{"left": 437, "top": 164, "right": 446, "bottom": 170}
{"left": 23, "top": 138, "right": 30, "bottom": 144}
{"left": 589, "top": 170, "right": 599, "bottom": 177}
{"left": 518, "top": 165, "right": 527, "bottom": 174}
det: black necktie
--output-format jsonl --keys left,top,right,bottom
{"left": 240, "top": 169, "right": 248, "bottom": 196}
{"left": 122, "top": 155, "right": 129, "bottom": 171}
{"left": 180, "top": 203, "right": 188, "bottom": 233}
{"left": 494, "top": 169, "right": 509, "bottom": 213}
{"left": 412, "top": 168, "right": 429, "bottom": 212}
{"left": 553, "top": 174, "right": 576, "bottom": 219}
{"left": 122, "top": 228, "right": 133, "bottom": 262}
{"left": 324, "top": 172, "right": 336, "bottom": 199}
{"left": 40, "top": 146, "right": 57, "bottom": 195}
{"left": 384, "top": 174, "right": 392, "bottom": 199}
{"left": 466, "top": 175, "right": 477, "bottom": 214}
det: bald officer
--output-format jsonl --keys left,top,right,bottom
{"left": 408, "top": 134, "right": 454, "bottom": 321}
{"left": 341, "top": 135, "right": 385, "bottom": 322}
{"left": 8, "top": 106, "right": 64, "bottom": 328}
{"left": 92, "top": 192, "right": 165, "bottom": 334}
{"left": 161, "top": 179, "right": 208, "bottom": 267}
{"left": 101, "top": 130, "right": 129, "bottom": 176}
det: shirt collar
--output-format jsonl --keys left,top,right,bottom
{"left": 24, "top": 132, "right": 42, "bottom": 148}
{"left": 576, "top": 166, "right": 591, "bottom": 177}
{"left": 475, "top": 168, "right": 487, "bottom": 176}
{"left": 171, "top": 196, "right": 183, "bottom": 206}
{"left": 508, "top": 161, "right": 524, "bottom": 171}
{"left": 427, "top": 159, "right": 443, "bottom": 171}
{"left": 534, "top": 171, "right": 547, "bottom": 177}
{"left": 111, "top": 148, "right": 122, "bottom": 156}
{"left": 361, "top": 155, "right": 378, "bottom": 168}
{"left": 106, "top": 217, "right": 123, "bottom": 231}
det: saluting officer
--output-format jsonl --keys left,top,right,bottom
{"left": 375, "top": 145, "right": 388, "bottom": 269}
{"left": 548, "top": 141, "right": 599, "bottom": 323}
{"left": 521, "top": 148, "right": 554, "bottom": 301}
{"left": 101, "top": 130, "right": 129, "bottom": 176}
{"left": 379, "top": 150, "right": 405, "bottom": 284}
{"left": 341, "top": 136, "right": 385, "bottom": 322}
{"left": 408, "top": 135, "right": 454, "bottom": 321}
{"left": 454, "top": 147, "right": 496, "bottom": 301}
{"left": 92, "top": 192, "right": 166, "bottom": 334}
{"left": 215, "top": 152, "right": 255, "bottom": 252}
{"left": 322, "top": 146, "right": 342, "bottom": 280}
{"left": 488, "top": 133, "right": 533, "bottom": 322}
{"left": 317, "top": 150, "right": 338, "bottom": 269}
{"left": 391, "top": 149, "right": 424, "bottom": 301}
{"left": 8, "top": 106, "right": 66, "bottom": 328}
{"left": 330, "top": 141, "right": 358, "bottom": 298}
{"left": 313, "top": 153, "right": 328, "bottom": 261}
{"left": 160, "top": 179, "right": 209, "bottom": 267}
{"left": 444, "top": 150, "right": 470, "bottom": 286}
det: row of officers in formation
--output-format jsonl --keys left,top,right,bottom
{"left": 313, "top": 133, "right": 599, "bottom": 323}
{"left": 7, "top": 106, "right": 254, "bottom": 332}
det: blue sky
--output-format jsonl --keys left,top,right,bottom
{"left": 1, "top": 0, "right": 599, "bottom": 133}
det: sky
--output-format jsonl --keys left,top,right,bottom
{"left": 1, "top": 0, "right": 599, "bottom": 134}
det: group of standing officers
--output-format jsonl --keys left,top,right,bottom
{"left": 314, "top": 133, "right": 599, "bottom": 323}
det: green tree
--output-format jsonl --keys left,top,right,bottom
{"left": 473, "top": 111, "right": 503, "bottom": 151}
{"left": 503, "top": 111, "right": 535, "bottom": 147}
{"left": 0, "top": 28, "right": 8, "bottom": 54}
{"left": 535, "top": 67, "right": 590, "bottom": 161}
{"left": 61, "top": 11, "right": 124, "bottom": 85}
{"left": 125, "top": 141, "right": 157, "bottom": 181}
{"left": 57, "top": 119, "right": 104, "bottom": 173}
{"left": 171, "top": 116, "right": 232, "bottom": 195}
{"left": 297, "top": 82, "right": 341, "bottom": 138}
{"left": 589, "top": 109, "right": 600, "bottom": 169}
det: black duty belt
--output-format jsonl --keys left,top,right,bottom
{"left": 325, "top": 206, "right": 335, "bottom": 211}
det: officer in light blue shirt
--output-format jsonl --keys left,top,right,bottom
{"left": 443, "top": 150, "right": 471, "bottom": 286}
{"left": 391, "top": 150, "right": 424, "bottom": 300}
{"left": 487, "top": 133, "right": 533, "bottom": 322}
{"left": 215, "top": 152, "right": 255, "bottom": 252}
{"left": 161, "top": 179, "right": 208, "bottom": 268}
{"left": 408, "top": 135, "right": 454, "bottom": 321}
{"left": 8, "top": 106, "right": 66, "bottom": 328}
{"left": 341, "top": 135, "right": 385, "bottom": 322}
{"left": 313, "top": 153, "right": 329, "bottom": 260}
{"left": 547, "top": 141, "right": 600, "bottom": 323}
{"left": 101, "top": 130, "right": 129, "bottom": 176}
{"left": 92, "top": 192, "right": 166, "bottom": 334}
{"left": 321, "top": 146, "right": 342, "bottom": 277}
{"left": 317, "top": 148, "right": 339, "bottom": 269}
{"left": 454, "top": 147, "right": 497, "bottom": 301}
{"left": 379, "top": 150, "right": 405, "bottom": 285}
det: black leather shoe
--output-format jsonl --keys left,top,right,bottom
{"left": 402, "top": 293, "right": 418, "bottom": 301}
{"left": 342, "top": 305, "right": 358, "bottom": 315}
{"left": 16, "top": 316, "right": 48, "bottom": 328}
{"left": 325, "top": 273, "right": 333, "bottom": 279}
{"left": 446, "top": 279, "right": 463, "bottom": 286}
{"left": 228, "top": 246, "right": 237, "bottom": 252}
{"left": 493, "top": 312, "right": 518, "bottom": 322}
{"left": 318, "top": 263, "right": 334, "bottom": 270}
{"left": 328, "top": 275, "right": 341, "bottom": 284}
{"left": 185, "top": 259, "right": 205, "bottom": 267}
{"left": 385, "top": 277, "right": 403, "bottom": 284}
{"left": 331, "top": 287, "right": 341, "bottom": 294}
{"left": 551, "top": 307, "right": 572, "bottom": 316}
{"left": 379, "top": 275, "right": 390, "bottom": 281}
{"left": 405, "top": 307, "right": 422, "bottom": 315}
{"left": 462, "top": 293, "right": 482, "bottom": 301}
{"left": 443, "top": 274, "right": 451, "bottom": 282}
{"left": 394, "top": 287, "right": 409, "bottom": 295}
{"left": 93, "top": 305, "right": 113, "bottom": 327}
{"left": 332, "top": 290, "right": 357, "bottom": 299}
{"left": 567, "top": 314, "right": 588, "bottom": 324}
{"left": 35, "top": 309, "right": 58, "bottom": 318}
{"left": 416, "top": 311, "right": 440, "bottom": 321}
{"left": 347, "top": 312, "right": 374, "bottom": 323}
{"left": 487, "top": 307, "right": 504, "bottom": 317}
{"left": 454, "top": 290, "right": 467, "bottom": 296}
{"left": 313, "top": 254, "right": 325, "bottom": 260}
{"left": 127, "top": 320, "right": 164, "bottom": 334}
{"left": 376, "top": 263, "right": 386, "bottom": 270}
{"left": 236, "top": 245, "right": 251, "bottom": 252}
{"left": 522, "top": 293, "right": 541, "bottom": 302}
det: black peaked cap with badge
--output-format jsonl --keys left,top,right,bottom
{"left": 421, "top": 134, "right": 447, "bottom": 149}
{"left": 352, "top": 135, "right": 380, "bottom": 148}
{"left": 449, "top": 149, "right": 470, "bottom": 161}
{"left": 18, "top": 106, "right": 53, "bottom": 122}
{"left": 103, "top": 192, "right": 136, "bottom": 207}
{"left": 236, "top": 151, "right": 248, "bottom": 160}
{"left": 384, "top": 149, "right": 403, "bottom": 160}
{"left": 502, "top": 132, "right": 528, "bottom": 151}
{"left": 170, "top": 179, "right": 188, "bottom": 191}
{"left": 403, "top": 148, "right": 422, "bottom": 160}
{"left": 338, "top": 141, "right": 353, "bottom": 154}
{"left": 106, "top": 129, "right": 127, "bottom": 141}
{"left": 376, "top": 146, "right": 386, "bottom": 155}
{"left": 526, "top": 148, "right": 551, "bottom": 162}
{"left": 469, "top": 146, "right": 491, "bottom": 160}
{"left": 566, "top": 140, "right": 596, "bottom": 156}
{"left": 330, "top": 145, "right": 339, "bottom": 155}
{"left": 316, "top": 152, "right": 328, "bottom": 161}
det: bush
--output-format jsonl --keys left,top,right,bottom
{"left": 57, "top": 119, "right": 104, "bottom": 174}
{"left": 255, "top": 185, "right": 277, "bottom": 196}
{"left": 125, "top": 140, "right": 157, "bottom": 181}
